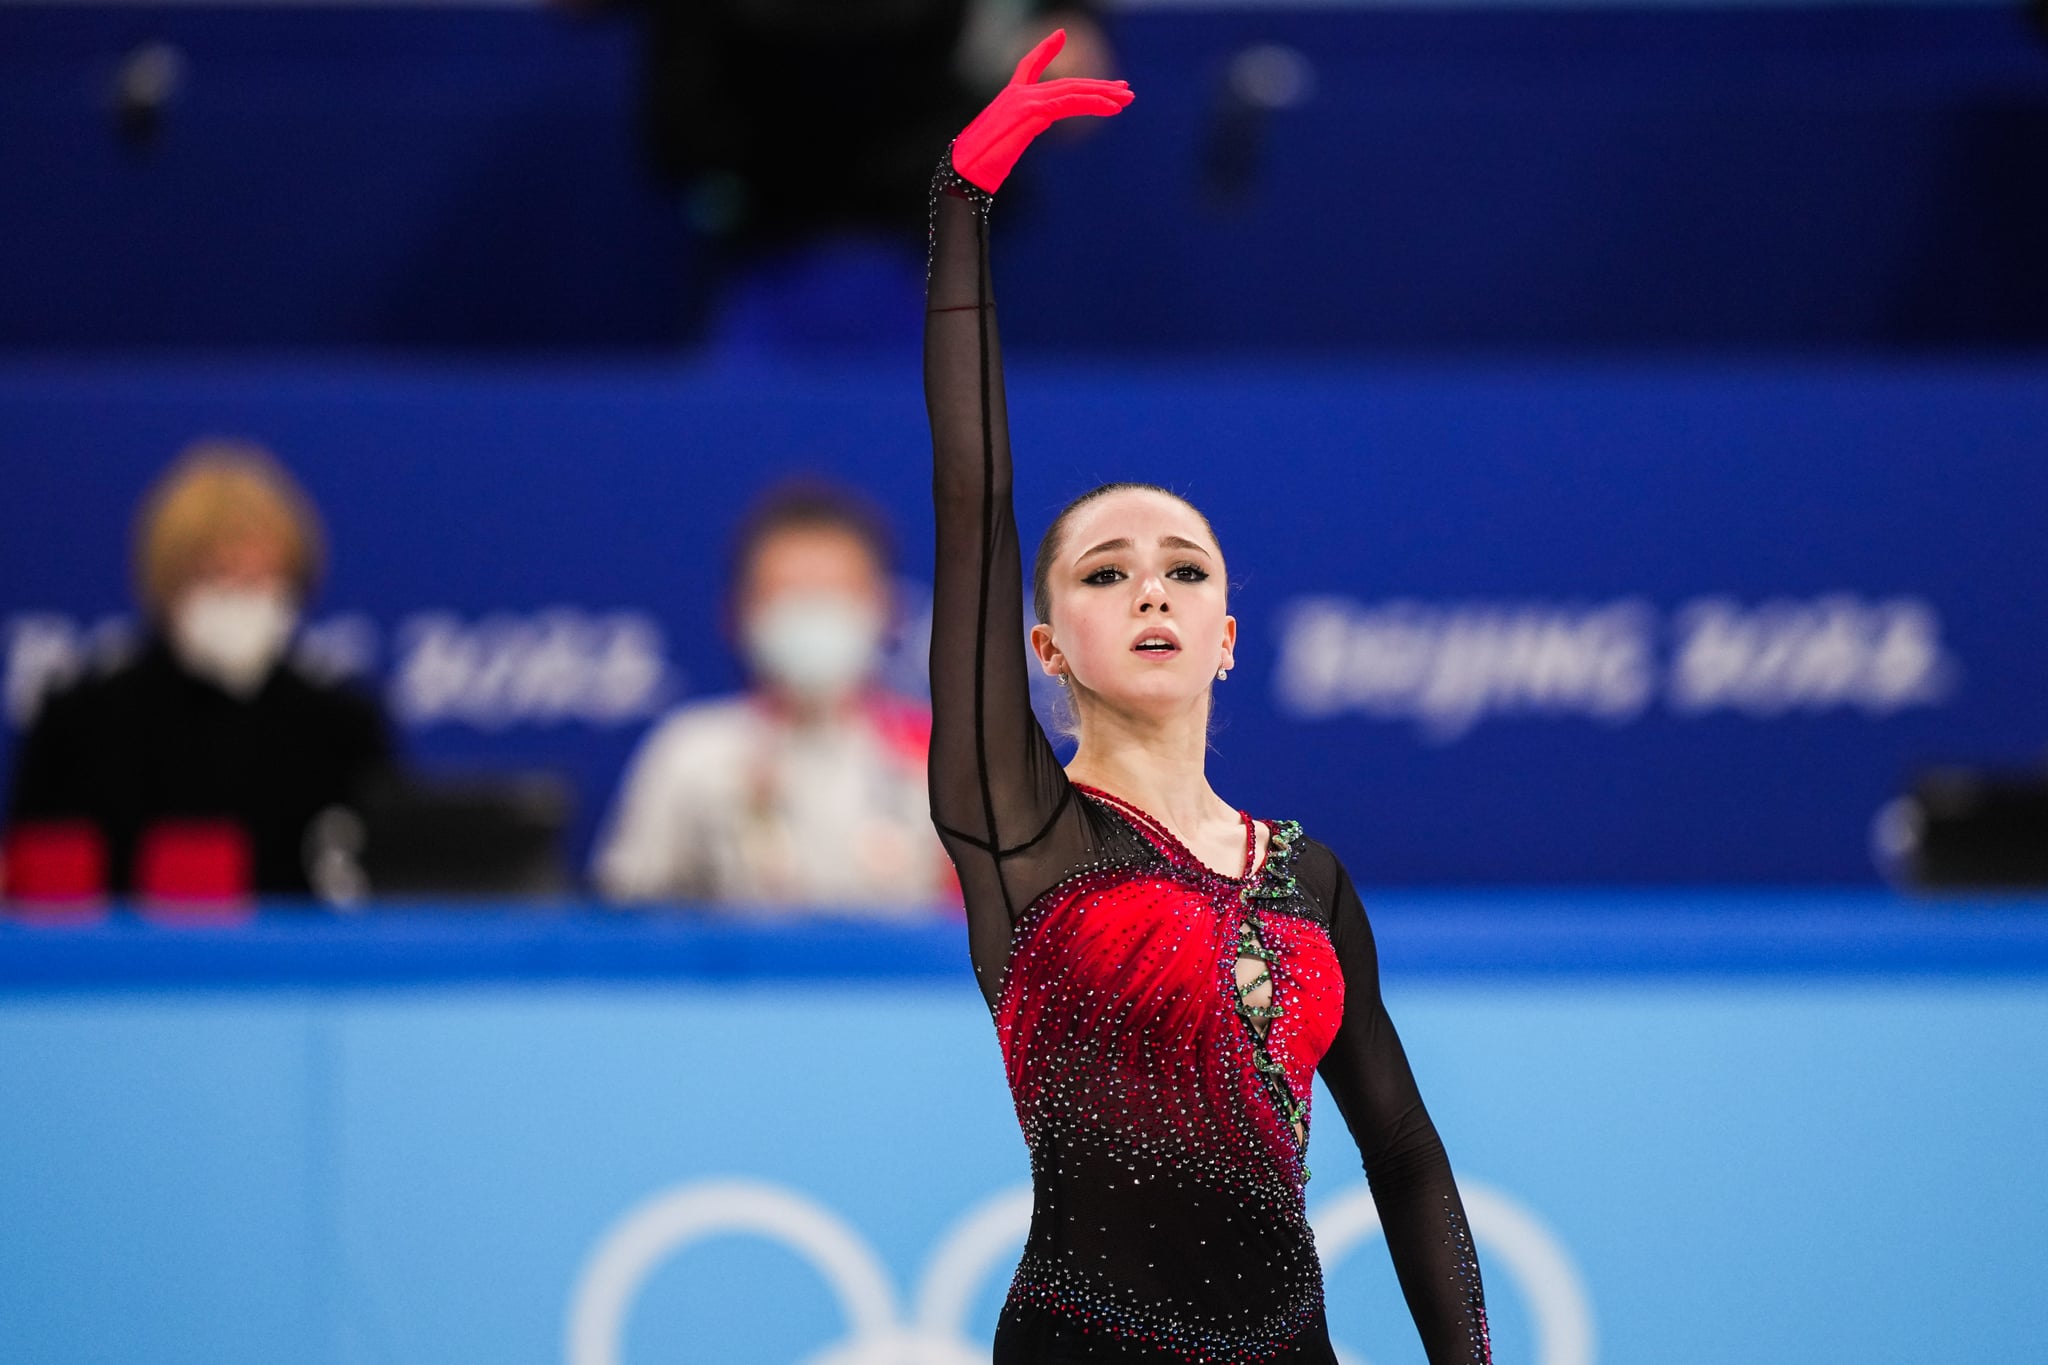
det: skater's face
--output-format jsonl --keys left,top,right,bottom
{"left": 1031, "top": 487, "right": 1234, "bottom": 732}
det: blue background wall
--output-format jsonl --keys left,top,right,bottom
{"left": 6, "top": 1, "right": 2046, "bottom": 885}
{"left": 1, "top": 4, "right": 2044, "bottom": 352}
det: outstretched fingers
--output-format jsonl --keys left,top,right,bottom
{"left": 1023, "top": 79, "right": 1134, "bottom": 121}
{"left": 1037, "top": 92, "right": 1133, "bottom": 122}
{"left": 951, "top": 36, "right": 1131, "bottom": 192}
{"left": 1030, "top": 77, "right": 1133, "bottom": 100}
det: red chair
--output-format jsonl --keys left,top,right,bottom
{"left": 135, "top": 818, "right": 255, "bottom": 919}
{"left": 2, "top": 819, "right": 110, "bottom": 917}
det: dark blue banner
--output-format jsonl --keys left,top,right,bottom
{"left": 4, "top": 358, "right": 2045, "bottom": 883}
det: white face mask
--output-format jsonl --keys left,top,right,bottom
{"left": 743, "top": 591, "right": 884, "bottom": 705}
{"left": 170, "top": 584, "right": 298, "bottom": 698}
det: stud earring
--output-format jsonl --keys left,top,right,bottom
{"left": 1054, "top": 673, "right": 1069, "bottom": 686}
{"left": 1216, "top": 667, "right": 1229, "bottom": 682}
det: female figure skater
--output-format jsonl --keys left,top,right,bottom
{"left": 925, "top": 30, "right": 1493, "bottom": 1365}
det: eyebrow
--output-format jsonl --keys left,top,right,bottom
{"left": 1075, "top": 534, "right": 1214, "bottom": 562}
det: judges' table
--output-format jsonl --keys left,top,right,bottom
{"left": 2, "top": 894, "right": 2044, "bottom": 1365}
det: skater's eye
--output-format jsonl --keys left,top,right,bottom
{"left": 1168, "top": 562, "right": 1209, "bottom": 583}
{"left": 1083, "top": 565, "right": 1126, "bottom": 585}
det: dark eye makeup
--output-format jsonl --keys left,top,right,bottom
{"left": 1081, "top": 562, "right": 1210, "bottom": 586}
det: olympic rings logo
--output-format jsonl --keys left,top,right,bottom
{"left": 565, "top": 1178, "right": 1594, "bottom": 1365}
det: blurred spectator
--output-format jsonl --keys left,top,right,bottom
{"left": 593, "top": 480, "right": 950, "bottom": 912}
{"left": 633, "top": 0, "right": 1107, "bottom": 244}
{"left": 561, "top": 0, "right": 1110, "bottom": 348}
{"left": 4, "top": 441, "right": 393, "bottom": 898}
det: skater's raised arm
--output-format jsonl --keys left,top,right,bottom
{"left": 924, "top": 32, "right": 1131, "bottom": 1002}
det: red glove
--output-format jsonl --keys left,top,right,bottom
{"left": 951, "top": 29, "right": 1134, "bottom": 194}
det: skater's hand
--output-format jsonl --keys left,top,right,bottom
{"left": 951, "top": 29, "right": 1132, "bottom": 194}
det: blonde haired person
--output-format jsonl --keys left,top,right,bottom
{"left": 6, "top": 441, "right": 392, "bottom": 896}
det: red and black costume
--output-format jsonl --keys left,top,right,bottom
{"left": 923, "top": 33, "right": 1492, "bottom": 1365}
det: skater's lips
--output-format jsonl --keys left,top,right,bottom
{"left": 1130, "top": 627, "right": 1181, "bottom": 653}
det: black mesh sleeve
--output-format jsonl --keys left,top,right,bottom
{"left": 924, "top": 161, "right": 1092, "bottom": 1009}
{"left": 1312, "top": 846, "right": 1494, "bottom": 1364}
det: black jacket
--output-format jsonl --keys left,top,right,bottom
{"left": 6, "top": 639, "right": 393, "bottom": 896}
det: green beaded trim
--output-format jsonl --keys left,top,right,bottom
{"left": 1246, "top": 819, "right": 1303, "bottom": 902}
{"left": 1233, "top": 919, "right": 1284, "bottom": 1023}
{"left": 1231, "top": 861, "right": 1311, "bottom": 1181}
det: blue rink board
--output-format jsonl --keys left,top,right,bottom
{"left": 1, "top": 896, "right": 2045, "bottom": 1365}
{"left": 6, "top": 892, "right": 2048, "bottom": 987}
